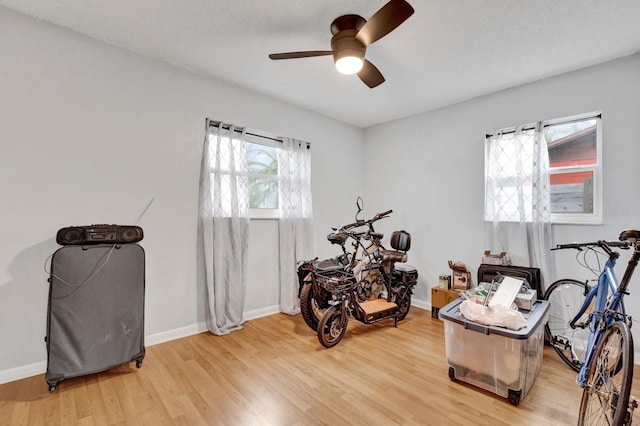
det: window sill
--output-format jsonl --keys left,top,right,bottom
{"left": 551, "top": 218, "right": 603, "bottom": 226}
{"left": 250, "top": 208, "right": 279, "bottom": 220}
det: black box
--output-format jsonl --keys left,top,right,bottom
{"left": 477, "top": 264, "right": 543, "bottom": 299}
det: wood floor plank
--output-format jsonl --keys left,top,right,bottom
{"left": 2, "top": 307, "right": 640, "bottom": 425}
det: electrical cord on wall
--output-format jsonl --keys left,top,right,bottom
{"left": 44, "top": 244, "right": 117, "bottom": 288}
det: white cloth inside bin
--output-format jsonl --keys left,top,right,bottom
{"left": 459, "top": 299, "right": 527, "bottom": 331}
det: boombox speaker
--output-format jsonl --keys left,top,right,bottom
{"left": 56, "top": 224, "right": 143, "bottom": 246}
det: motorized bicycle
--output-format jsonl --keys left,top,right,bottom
{"left": 297, "top": 199, "right": 418, "bottom": 347}
{"left": 297, "top": 198, "right": 385, "bottom": 331}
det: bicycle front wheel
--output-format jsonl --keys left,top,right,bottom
{"left": 578, "top": 321, "right": 634, "bottom": 426}
{"left": 317, "top": 305, "right": 348, "bottom": 348}
{"left": 544, "top": 279, "right": 590, "bottom": 371}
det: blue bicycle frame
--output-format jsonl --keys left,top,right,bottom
{"left": 570, "top": 253, "right": 627, "bottom": 386}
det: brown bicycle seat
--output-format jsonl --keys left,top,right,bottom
{"left": 619, "top": 229, "right": 640, "bottom": 242}
{"left": 380, "top": 250, "right": 407, "bottom": 263}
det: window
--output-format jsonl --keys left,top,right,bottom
{"left": 205, "top": 128, "right": 280, "bottom": 219}
{"left": 485, "top": 112, "right": 602, "bottom": 225}
{"left": 205, "top": 120, "right": 311, "bottom": 220}
{"left": 545, "top": 114, "right": 601, "bottom": 224}
{"left": 246, "top": 135, "right": 279, "bottom": 219}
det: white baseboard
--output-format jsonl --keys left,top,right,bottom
{"left": 144, "top": 322, "right": 208, "bottom": 347}
{"left": 8, "top": 299, "right": 640, "bottom": 385}
{"left": 0, "top": 361, "right": 47, "bottom": 385}
{"left": 244, "top": 305, "right": 281, "bottom": 321}
{"left": 411, "top": 298, "right": 430, "bottom": 311}
{"left": 141, "top": 305, "right": 281, "bottom": 348}
{"left": 0, "top": 306, "right": 282, "bottom": 385}
{"left": 0, "top": 323, "right": 210, "bottom": 385}
{"left": 0, "top": 300, "right": 428, "bottom": 385}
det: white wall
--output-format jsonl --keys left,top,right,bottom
{"left": 4, "top": 4, "right": 640, "bottom": 383}
{"left": 363, "top": 53, "right": 640, "bottom": 345}
{"left": 0, "top": 6, "right": 365, "bottom": 382}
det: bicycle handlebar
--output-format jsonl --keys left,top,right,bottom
{"left": 552, "top": 240, "right": 632, "bottom": 251}
{"left": 374, "top": 209, "right": 393, "bottom": 220}
{"left": 337, "top": 209, "right": 393, "bottom": 232}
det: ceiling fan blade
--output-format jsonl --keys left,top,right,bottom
{"left": 269, "top": 51, "right": 333, "bottom": 60}
{"left": 358, "top": 59, "right": 385, "bottom": 88}
{"left": 356, "top": 0, "right": 415, "bottom": 46}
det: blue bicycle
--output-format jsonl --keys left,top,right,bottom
{"left": 544, "top": 230, "right": 639, "bottom": 425}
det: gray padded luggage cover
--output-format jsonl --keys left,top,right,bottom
{"left": 46, "top": 243, "right": 145, "bottom": 389}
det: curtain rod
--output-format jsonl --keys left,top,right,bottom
{"left": 485, "top": 113, "right": 601, "bottom": 139}
{"left": 207, "top": 120, "right": 311, "bottom": 149}
{"left": 485, "top": 125, "right": 536, "bottom": 138}
{"left": 485, "top": 124, "right": 536, "bottom": 138}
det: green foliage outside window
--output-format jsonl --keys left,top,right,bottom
{"left": 247, "top": 143, "right": 278, "bottom": 209}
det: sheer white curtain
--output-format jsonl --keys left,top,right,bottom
{"left": 278, "top": 138, "right": 313, "bottom": 315}
{"left": 197, "top": 120, "right": 250, "bottom": 335}
{"left": 484, "top": 123, "right": 556, "bottom": 290}
{"left": 529, "top": 123, "right": 556, "bottom": 287}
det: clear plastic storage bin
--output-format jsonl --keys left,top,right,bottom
{"left": 438, "top": 299, "right": 549, "bottom": 405}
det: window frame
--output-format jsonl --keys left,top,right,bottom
{"left": 484, "top": 111, "right": 602, "bottom": 225}
{"left": 545, "top": 112, "right": 602, "bottom": 225}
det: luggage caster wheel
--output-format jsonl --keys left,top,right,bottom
{"left": 49, "top": 385, "right": 56, "bottom": 393}
{"left": 508, "top": 389, "right": 521, "bottom": 406}
{"left": 136, "top": 360, "right": 143, "bottom": 368}
{"left": 448, "top": 367, "right": 457, "bottom": 382}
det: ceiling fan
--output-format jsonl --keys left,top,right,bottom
{"left": 268, "top": 0, "right": 414, "bottom": 88}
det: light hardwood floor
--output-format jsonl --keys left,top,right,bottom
{"left": 2, "top": 307, "right": 639, "bottom": 425}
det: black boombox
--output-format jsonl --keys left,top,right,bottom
{"left": 56, "top": 224, "right": 143, "bottom": 246}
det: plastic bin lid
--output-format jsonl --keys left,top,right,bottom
{"left": 438, "top": 298, "right": 549, "bottom": 339}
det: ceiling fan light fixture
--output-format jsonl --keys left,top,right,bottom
{"left": 331, "top": 26, "right": 365, "bottom": 75}
{"left": 268, "top": 0, "right": 415, "bottom": 87}
{"left": 335, "top": 55, "right": 364, "bottom": 75}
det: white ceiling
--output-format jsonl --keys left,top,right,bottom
{"left": 3, "top": 0, "right": 640, "bottom": 128}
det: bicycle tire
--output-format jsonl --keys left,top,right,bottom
{"left": 300, "top": 283, "right": 328, "bottom": 332}
{"left": 392, "top": 284, "right": 411, "bottom": 321}
{"left": 544, "top": 278, "right": 590, "bottom": 372}
{"left": 578, "top": 321, "right": 634, "bottom": 425}
{"left": 317, "top": 305, "right": 347, "bottom": 348}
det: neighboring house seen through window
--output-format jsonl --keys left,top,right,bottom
{"left": 545, "top": 115, "right": 601, "bottom": 223}
{"left": 485, "top": 112, "right": 602, "bottom": 225}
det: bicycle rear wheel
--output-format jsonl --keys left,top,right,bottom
{"left": 578, "top": 321, "right": 634, "bottom": 425}
{"left": 300, "top": 282, "right": 328, "bottom": 331}
{"left": 544, "top": 279, "right": 590, "bottom": 371}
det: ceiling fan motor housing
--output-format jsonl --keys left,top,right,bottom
{"left": 330, "top": 14, "right": 366, "bottom": 34}
{"left": 330, "top": 15, "right": 367, "bottom": 63}
{"left": 331, "top": 31, "right": 366, "bottom": 63}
